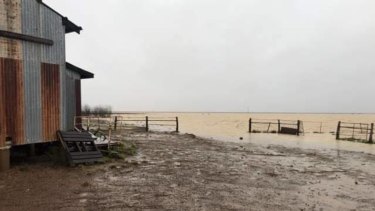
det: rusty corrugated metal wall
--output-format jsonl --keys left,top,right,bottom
{"left": 0, "top": 0, "right": 24, "bottom": 146}
{"left": 21, "top": 0, "right": 67, "bottom": 144}
{"left": 0, "top": 0, "right": 77, "bottom": 145}
{"left": 0, "top": 58, "right": 5, "bottom": 147}
{"left": 0, "top": 58, "right": 25, "bottom": 145}
{"left": 40, "top": 3, "right": 67, "bottom": 133}
{"left": 41, "top": 63, "right": 60, "bottom": 141}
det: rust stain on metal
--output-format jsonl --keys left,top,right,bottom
{"left": 0, "top": 58, "right": 6, "bottom": 147}
{"left": 0, "top": 0, "right": 21, "bottom": 32}
{"left": 0, "top": 0, "right": 22, "bottom": 60}
{"left": 0, "top": 57, "right": 25, "bottom": 146}
{"left": 41, "top": 63, "right": 61, "bottom": 141}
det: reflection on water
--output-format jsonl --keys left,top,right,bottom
{"left": 140, "top": 112, "right": 375, "bottom": 154}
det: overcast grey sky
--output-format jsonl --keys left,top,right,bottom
{"left": 45, "top": 0, "right": 375, "bottom": 113}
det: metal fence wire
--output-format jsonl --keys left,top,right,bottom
{"left": 74, "top": 115, "right": 179, "bottom": 133}
{"left": 336, "top": 121, "right": 374, "bottom": 143}
{"left": 248, "top": 118, "right": 303, "bottom": 136}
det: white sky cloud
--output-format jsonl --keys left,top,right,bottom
{"left": 45, "top": 0, "right": 375, "bottom": 113}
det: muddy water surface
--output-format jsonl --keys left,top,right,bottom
{"left": 137, "top": 112, "right": 375, "bottom": 155}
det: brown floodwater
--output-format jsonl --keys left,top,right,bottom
{"left": 123, "top": 112, "right": 375, "bottom": 155}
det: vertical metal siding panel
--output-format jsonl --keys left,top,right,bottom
{"left": 15, "top": 59, "right": 25, "bottom": 144}
{"left": 65, "top": 74, "right": 73, "bottom": 129}
{"left": 22, "top": 0, "right": 42, "bottom": 144}
{"left": 0, "top": 58, "right": 25, "bottom": 145}
{"left": 41, "top": 63, "right": 60, "bottom": 141}
{"left": 75, "top": 79, "right": 81, "bottom": 121}
{"left": 0, "top": 0, "right": 24, "bottom": 145}
{"left": 40, "top": 5, "right": 67, "bottom": 132}
{"left": 0, "top": 59, "right": 6, "bottom": 147}
{"left": 65, "top": 70, "right": 80, "bottom": 130}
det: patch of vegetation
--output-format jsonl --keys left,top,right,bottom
{"left": 251, "top": 130, "right": 261, "bottom": 133}
{"left": 102, "top": 141, "right": 137, "bottom": 160}
{"left": 82, "top": 104, "right": 112, "bottom": 117}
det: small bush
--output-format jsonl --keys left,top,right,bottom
{"left": 103, "top": 141, "right": 137, "bottom": 160}
{"left": 82, "top": 104, "right": 91, "bottom": 116}
{"left": 82, "top": 104, "right": 112, "bottom": 117}
{"left": 118, "top": 142, "right": 137, "bottom": 156}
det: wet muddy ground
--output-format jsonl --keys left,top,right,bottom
{"left": 0, "top": 131, "right": 375, "bottom": 210}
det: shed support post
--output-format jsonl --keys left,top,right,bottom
{"left": 336, "top": 121, "right": 341, "bottom": 140}
{"left": 29, "top": 144, "right": 36, "bottom": 156}
{"left": 278, "top": 120, "right": 281, "bottom": 133}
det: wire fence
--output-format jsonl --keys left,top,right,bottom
{"left": 248, "top": 118, "right": 303, "bottom": 136}
{"left": 74, "top": 115, "right": 179, "bottom": 133}
{"left": 336, "top": 121, "right": 374, "bottom": 143}
{"left": 113, "top": 115, "right": 179, "bottom": 132}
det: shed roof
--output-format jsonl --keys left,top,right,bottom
{"left": 37, "top": 0, "right": 83, "bottom": 34}
{"left": 66, "top": 62, "right": 94, "bottom": 79}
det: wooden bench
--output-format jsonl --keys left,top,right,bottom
{"left": 57, "top": 131, "right": 103, "bottom": 165}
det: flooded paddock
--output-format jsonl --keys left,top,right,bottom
{"left": 126, "top": 112, "right": 375, "bottom": 154}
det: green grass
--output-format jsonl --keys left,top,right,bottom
{"left": 103, "top": 140, "right": 138, "bottom": 160}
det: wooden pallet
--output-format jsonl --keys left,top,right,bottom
{"left": 57, "top": 131, "right": 103, "bottom": 165}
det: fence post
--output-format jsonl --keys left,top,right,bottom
{"left": 297, "top": 120, "right": 300, "bottom": 136}
{"left": 336, "top": 121, "right": 341, "bottom": 140}
{"left": 176, "top": 117, "right": 179, "bottom": 132}
{"left": 87, "top": 117, "right": 90, "bottom": 131}
{"left": 320, "top": 122, "right": 322, "bottom": 134}
{"left": 369, "top": 123, "right": 374, "bottom": 143}
{"left": 108, "top": 123, "right": 112, "bottom": 150}
{"left": 249, "top": 118, "right": 252, "bottom": 133}
{"left": 145, "top": 116, "right": 149, "bottom": 132}
{"left": 114, "top": 116, "right": 118, "bottom": 131}
{"left": 278, "top": 120, "right": 281, "bottom": 133}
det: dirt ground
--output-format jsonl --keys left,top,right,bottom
{"left": 1, "top": 131, "right": 375, "bottom": 211}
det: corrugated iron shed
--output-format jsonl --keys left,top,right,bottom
{"left": 0, "top": 0, "right": 93, "bottom": 147}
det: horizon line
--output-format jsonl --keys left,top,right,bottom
{"left": 111, "top": 111, "right": 375, "bottom": 115}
